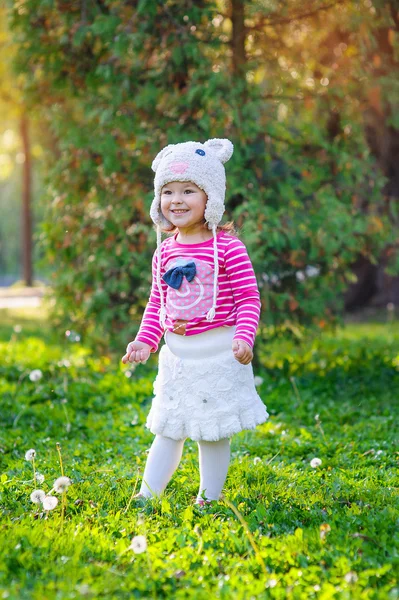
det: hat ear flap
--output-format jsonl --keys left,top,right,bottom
{"left": 151, "top": 144, "right": 175, "bottom": 172}
{"left": 203, "top": 138, "right": 234, "bottom": 164}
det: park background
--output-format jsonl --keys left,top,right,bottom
{"left": 1, "top": 1, "right": 398, "bottom": 599}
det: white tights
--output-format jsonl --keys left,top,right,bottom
{"left": 138, "top": 434, "right": 231, "bottom": 502}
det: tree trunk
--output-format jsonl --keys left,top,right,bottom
{"left": 20, "top": 112, "right": 33, "bottom": 287}
{"left": 230, "top": 0, "right": 247, "bottom": 77}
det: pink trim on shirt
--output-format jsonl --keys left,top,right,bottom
{"left": 135, "top": 231, "right": 261, "bottom": 352}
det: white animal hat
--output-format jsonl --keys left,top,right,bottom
{"left": 150, "top": 138, "right": 234, "bottom": 329}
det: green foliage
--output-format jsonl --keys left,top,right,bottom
{"left": 1, "top": 314, "right": 398, "bottom": 598}
{"left": 5, "top": 0, "right": 399, "bottom": 353}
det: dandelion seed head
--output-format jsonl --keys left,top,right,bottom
{"left": 344, "top": 572, "right": 358, "bottom": 584}
{"left": 14, "top": 324, "right": 22, "bottom": 333}
{"left": 25, "top": 449, "right": 36, "bottom": 461}
{"left": 29, "top": 369, "right": 43, "bottom": 382}
{"left": 310, "top": 457, "right": 322, "bottom": 468}
{"left": 254, "top": 376, "right": 264, "bottom": 387}
{"left": 129, "top": 535, "right": 147, "bottom": 554}
{"left": 75, "top": 584, "right": 91, "bottom": 595}
{"left": 57, "top": 359, "right": 71, "bottom": 367}
{"left": 53, "top": 476, "right": 72, "bottom": 493}
{"left": 30, "top": 489, "right": 46, "bottom": 504}
{"left": 253, "top": 457, "right": 262, "bottom": 465}
{"left": 42, "top": 495, "right": 58, "bottom": 510}
{"left": 36, "top": 473, "right": 45, "bottom": 484}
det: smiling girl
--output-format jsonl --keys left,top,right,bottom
{"left": 122, "top": 138, "right": 268, "bottom": 507}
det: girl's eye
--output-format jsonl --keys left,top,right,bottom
{"left": 162, "top": 189, "right": 194, "bottom": 194}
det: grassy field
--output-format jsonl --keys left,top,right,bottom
{"left": 0, "top": 307, "right": 398, "bottom": 599}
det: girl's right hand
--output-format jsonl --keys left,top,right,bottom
{"left": 122, "top": 341, "right": 151, "bottom": 365}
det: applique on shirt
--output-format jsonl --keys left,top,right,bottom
{"left": 164, "top": 257, "right": 218, "bottom": 321}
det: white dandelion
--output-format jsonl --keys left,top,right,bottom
{"left": 253, "top": 457, "right": 262, "bottom": 465}
{"left": 25, "top": 449, "right": 36, "bottom": 461}
{"left": 57, "top": 359, "right": 71, "bottom": 368}
{"left": 254, "top": 376, "right": 264, "bottom": 387}
{"left": 53, "top": 476, "right": 72, "bottom": 493}
{"left": 14, "top": 324, "right": 22, "bottom": 333}
{"left": 36, "top": 473, "right": 45, "bottom": 484}
{"left": 129, "top": 535, "right": 147, "bottom": 554}
{"left": 30, "top": 489, "right": 46, "bottom": 504}
{"left": 344, "top": 572, "right": 358, "bottom": 584}
{"left": 42, "top": 495, "right": 58, "bottom": 511}
{"left": 310, "top": 457, "right": 322, "bottom": 468}
{"left": 29, "top": 369, "right": 43, "bottom": 382}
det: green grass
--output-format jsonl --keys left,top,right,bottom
{"left": 0, "top": 308, "right": 398, "bottom": 599}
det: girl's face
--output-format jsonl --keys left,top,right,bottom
{"left": 160, "top": 181, "right": 208, "bottom": 234}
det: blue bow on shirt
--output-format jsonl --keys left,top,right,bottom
{"left": 162, "top": 262, "right": 196, "bottom": 290}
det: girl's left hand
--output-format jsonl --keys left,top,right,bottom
{"left": 232, "top": 340, "right": 253, "bottom": 365}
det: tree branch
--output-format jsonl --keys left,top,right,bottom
{"left": 248, "top": 0, "right": 346, "bottom": 30}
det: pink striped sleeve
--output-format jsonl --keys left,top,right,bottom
{"left": 135, "top": 249, "right": 165, "bottom": 353}
{"left": 224, "top": 238, "right": 261, "bottom": 348}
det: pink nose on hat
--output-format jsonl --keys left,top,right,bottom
{"left": 170, "top": 161, "right": 189, "bottom": 174}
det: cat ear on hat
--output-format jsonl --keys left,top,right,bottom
{"left": 151, "top": 144, "right": 175, "bottom": 172}
{"left": 203, "top": 138, "right": 234, "bottom": 164}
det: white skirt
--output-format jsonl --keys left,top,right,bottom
{"left": 145, "top": 325, "right": 269, "bottom": 442}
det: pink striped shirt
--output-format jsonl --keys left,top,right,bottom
{"left": 135, "top": 230, "right": 261, "bottom": 352}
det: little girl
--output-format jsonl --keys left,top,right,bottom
{"left": 122, "top": 138, "right": 269, "bottom": 506}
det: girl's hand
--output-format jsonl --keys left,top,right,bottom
{"left": 232, "top": 340, "right": 253, "bottom": 365}
{"left": 122, "top": 341, "right": 151, "bottom": 365}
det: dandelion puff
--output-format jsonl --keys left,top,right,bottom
{"left": 310, "top": 457, "right": 322, "bottom": 468}
{"left": 29, "top": 369, "right": 43, "bottom": 382}
{"left": 53, "top": 476, "right": 72, "bottom": 493}
{"left": 254, "top": 376, "right": 264, "bottom": 386}
{"left": 344, "top": 572, "right": 358, "bottom": 584}
{"left": 76, "top": 584, "right": 91, "bottom": 595}
{"left": 129, "top": 535, "right": 147, "bottom": 554}
{"left": 36, "top": 473, "right": 45, "bottom": 484}
{"left": 30, "top": 489, "right": 46, "bottom": 504}
{"left": 253, "top": 457, "right": 262, "bottom": 465}
{"left": 25, "top": 449, "right": 36, "bottom": 461}
{"left": 14, "top": 324, "right": 22, "bottom": 333}
{"left": 42, "top": 495, "right": 58, "bottom": 511}
{"left": 57, "top": 359, "right": 71, "bottom": 368}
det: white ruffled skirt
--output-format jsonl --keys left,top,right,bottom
{"left": 145, "top": 325, "right": 269, "bottom": 442}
